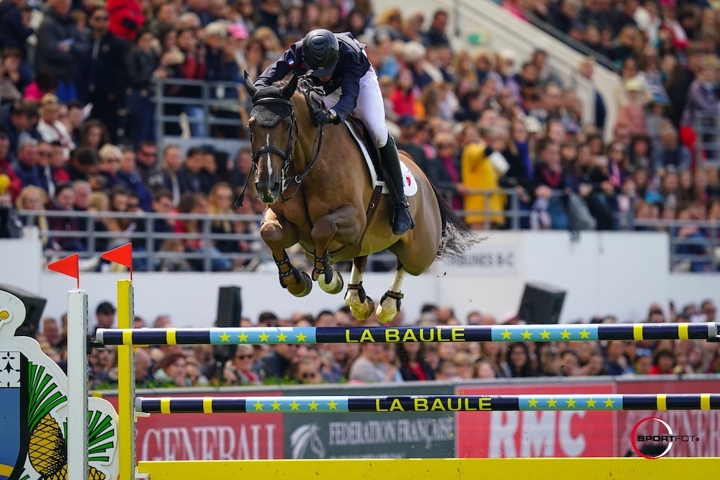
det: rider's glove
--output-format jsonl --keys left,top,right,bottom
{"left": 311, "top": 109, "right": 333, "bottom": 126}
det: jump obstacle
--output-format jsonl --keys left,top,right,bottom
{"left": 3, "top": 270, "right": 720, "bottom": 480}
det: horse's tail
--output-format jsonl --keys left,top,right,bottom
{"left": 430, "top": 182, "right": 482, "bottom": 258}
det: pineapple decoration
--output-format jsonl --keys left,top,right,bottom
{"left": 25, "top": 363, "right": 112, "bottom": 480}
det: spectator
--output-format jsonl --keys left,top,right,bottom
{"left": 0, "top": 101, "right": 38, "bottom": 157}
{"left": 207, "top": 182, "right": 240, "bottom": 269}
{"left": 65, "top": 147, "right": 99, "bottom": 182}
{"left": 654, "top": 126, "right": 691, "bottom": 171}
{"left": 178, "top": 147, "right": 211, "bottom": 194}
{"left": 396, "top": 343, "right": 435, "bottom": 381}
{"left": 462, "top": 125, "right": 506, "bottom": 229}
{"left": 107, "top": 0, "right": 145, "bottom": 42}
{"left": 423, "top": 9, "right": 450, "bottom": 48}
{"left": 649, "top": 348, "right": 675, "bottom": 374}
{"left": 126, "top": 29, "right": 161, "bottom": 148}
{"left": 348, "top": 343, "right": 403, "bottom": 383}
{"left": 153, "top": 352, "right": 189, "bottom": 387}
{"left": 36, "top": 94, "right": 74, "bottom": 159}
{"left": 13, "top": 137, "right": 42, "bottom": 189}
{"left": 426, "top": 131, "right": 466, "bottom": 210}
{"left": 224, "top": 344, "right": 261, "bottom": 385}
{"left": 0, "top": 0, "right": 34, "bottom": 63}
{"left": 35, "top": 0, "right": 89, "bottom": 103}
{"left": 0, "top": 132, "right": 22, "bottom": 200}
{"left": 77, "top": 7, "right": 127, "bottom": 142}
{"left": 395, "top": 116, "right": 428, "bottom": 172}
{"left": 259, "top": 343, "right": 297, "bottom": 381}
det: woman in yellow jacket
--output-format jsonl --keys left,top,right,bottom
{"left": 461, "top": 127, "right": 506, "bottom": 229}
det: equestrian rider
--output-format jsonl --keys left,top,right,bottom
{"left": 254, "top": 29, "right": 415, "bottom": 236}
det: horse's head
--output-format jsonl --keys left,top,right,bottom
{"left": 244, "top": 73, "right": 299, "bottom": 204}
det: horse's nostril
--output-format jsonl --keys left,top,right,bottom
{"left": 271, "top": 182, "right": 281, "bottom": 194}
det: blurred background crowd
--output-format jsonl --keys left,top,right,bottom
{"left": 32, "top": 297, "right": 720, "bottom": 388}
{"left": 1, "top": 0, "right": 720, "bottom": 270}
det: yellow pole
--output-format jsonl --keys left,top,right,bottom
{"left": 117, "top": 279, "right": 136, "bottom": 480}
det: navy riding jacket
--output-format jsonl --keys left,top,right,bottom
{"left": 254, "top": 32, "right": 371, "bottom": 122}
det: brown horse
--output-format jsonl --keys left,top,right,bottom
{"left": 242, "top": 74, "right": 476, "bottom": 323}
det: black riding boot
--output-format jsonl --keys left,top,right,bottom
{"left": 379, "top": 134, "right": 415, "bottom": 235}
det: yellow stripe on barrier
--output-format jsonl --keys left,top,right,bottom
{"left": 160, "top": 398, "right": 171, "bottom": 414}
{"left": 678, "top": 324, "right": 689, "bottom": 340}
{"left": 122, "top": 329, "right": 133, "bottom": 346}
{"left": 633, "top": 324, "right": 644, "bottom": 340}
{"left": 137, "top": 458, "right": 717, "bottom": 480}
{"left": 203, "top": 398, "right": 213, "bottom": 414}
{"left": 167, "top": 329, "right": 177, "bottom": 345}
{"left": 701, "top": 394, "right": 711, "bottom": 410}
{"left": 657, "top": 394, "right": 667, "bottom": 410}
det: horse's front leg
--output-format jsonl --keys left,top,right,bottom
{"left": 311, "top": 204, "right": 361, "bottom": 294}
{"left": 260, "top": 208, "right": 312, "bottom": 297}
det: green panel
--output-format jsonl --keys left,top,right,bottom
{"left": 282, "top": 384, "right": 455, "bottom": 459}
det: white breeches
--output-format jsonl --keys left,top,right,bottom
{"left": 322, "top": 68, "right": 389, "bottom": 148}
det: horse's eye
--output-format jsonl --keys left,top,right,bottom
{"left": 286, "top": 123, "right": 292, "bottom": 132}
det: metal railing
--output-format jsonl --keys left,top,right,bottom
{"left": 15, "top": 187, "right": 660, "bottom": 272}
{"left": 152, "top": 78, "right": 248, "bottom": 143}
{"left": 694, "top": 110, "right": 720, "bottom": 167}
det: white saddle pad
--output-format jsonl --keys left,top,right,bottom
{"left": 343, "top": 120, "right": 418, "bottom": 197}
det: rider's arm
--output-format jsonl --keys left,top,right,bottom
{"left": 254, "top": 41, "right": 302, "bottom": 87}
{"left": 331, "top": 54, "right": 367, "bottom": 123}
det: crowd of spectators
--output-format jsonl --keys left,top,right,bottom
{"left": 1, "top": 0, "right": 720, "bottom": 270}
{"left": 34, "top": 297, "right": 720, "bottom": 389}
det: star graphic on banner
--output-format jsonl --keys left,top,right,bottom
{"left": 238, "top": 332, "right": 249, "bottom": 342}
{"left": 271, "top": 400, "right": 281, "bottom": 411}
{"left": 566, "top": 398, "right": 576, "bottom": 408}
{"left": 276, "top": 333, "right": 287, "bottom": 342}
{"left": 528, "top": 398, "right": 538, "bottom": 408}
{"left": 309, "top": 401, "right": 319, "bottom": 410}
{"left": 579, "top": 329, "right": 590, "bottom": 339}
{"left": 540, "top": 329, "right": 551, "bottom": 340}
{"left": 522, "top": 330, "right": 532, "bottom": 340}
{"left": 604, "top": 398, "right": 615, "bottom": 408}
{"left": 328, "top": 400, "right": 338, "bottom": 410}
{"left": 290, "top": 401, "right": 300, "bottom": 410}
{"left": 502, "top": 330, "right": 512, "bottom": 340}
{"left": 219, "top": 332, "right": 230, "bottom": 342}
{"left": 560, "top": 329, "right": 571, "bottom": 339}
{"left": 296, "top": 332, "right": 307, "bottom": 342}
{"left": 253, "top": 401, "right": 264, "bottom": 411}
{"left": 547, "top": 398, "right": 557, "bottom": 408}
{"left": 586, "top": 399, "right": 597, "bottom": 408}
{"left": 259, "top": 332, "right": 269, "bottom": 342}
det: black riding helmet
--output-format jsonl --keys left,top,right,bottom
{"left": 302, "top": 29, "right": 340, "bottom": 77}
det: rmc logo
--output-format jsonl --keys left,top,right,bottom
{"left": 631, "top": 417, "right": 701, "bottom": 459}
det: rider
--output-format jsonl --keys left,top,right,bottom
{"left": 254, "top": 29, "right": 415, "bottom": 236}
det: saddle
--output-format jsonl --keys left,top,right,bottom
{"left": 300, "top": 79, "right": 416, "bottom": 208}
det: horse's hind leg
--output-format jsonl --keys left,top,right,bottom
{"left": 376, "top": 263, "right": 405, "bottom": 324}
{"left": 344, "top": 256, "right": 375, "bottom": 321}
{"left": 261, "top": 209, "right": 312, "bottom": 297}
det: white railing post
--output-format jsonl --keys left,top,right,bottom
{"left": 67, "top": 289, "right": 89, "bottom": 480}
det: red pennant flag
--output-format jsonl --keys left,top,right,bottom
{"left": 48, "top": 254, "right": 80, "bottom": 288}
{"left": 101, "top": 243, "right": 133, "bottom": 280}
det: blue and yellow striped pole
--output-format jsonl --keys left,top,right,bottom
{"left": 136, "top": 393, "right": 720, "bottom": 414}
{"left": 96, "top": 322, "right": 720, "bottom": 346}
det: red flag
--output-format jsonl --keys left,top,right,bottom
{"left": 48, "top": 254, "right": 80, "bottom": 288}
{"left": 101, "top": 243, "right": 133, "bottom": 280}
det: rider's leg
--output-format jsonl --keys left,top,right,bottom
{"left": 354, "top": 68, "right": 415, "bottom": 236}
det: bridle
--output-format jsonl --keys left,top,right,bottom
{"left": 249, "top": 96, "right": 298, "bottom": 181}
{"left": 236, "top": 82, "right": 325, "bottom": 206}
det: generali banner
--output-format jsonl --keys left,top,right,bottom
{"left": 100, "top": 378, "right": 720, "bottom": 460}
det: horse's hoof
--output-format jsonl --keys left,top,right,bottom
{"left": 345, "top": 290, "right": 374, "bottom": 321}
{"left": 288, "top": 272, "right": 312, "bottom": 297}
{"left": 376, "top": 293, "right": 400, "bottom": 324}
{"left": 319, "top": 270, "right": 344, "bottom": 295}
